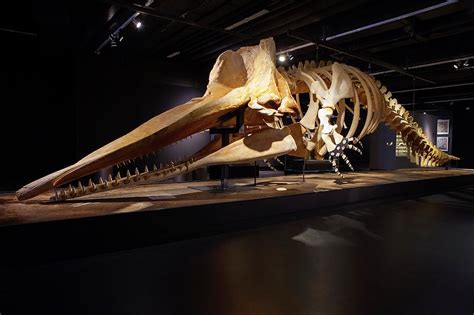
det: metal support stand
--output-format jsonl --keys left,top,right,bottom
{"left": 220, "top": 132, "right": 229, "bottom": 190}
{"left": 209, "top": 107, "right": 245, "bottom": 191}
{"left": 302, "top": 158, "right": 306, "bottom": 182}
{"left": 253, "top": 161, "right": 258, "bottom": 186}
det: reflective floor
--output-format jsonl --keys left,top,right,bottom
{"left": 2, "top": 186, "right": 474, "bottom": 315}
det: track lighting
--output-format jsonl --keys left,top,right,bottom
{"left": 454, "top": 59, "right": 471, "bottom": 70}
{"left": 277, "top": 54, "right": 293, "bottom": 64}
{"left": 133, "top": 19, "right": 142, "bottom": 29}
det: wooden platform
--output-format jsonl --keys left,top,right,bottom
{"left": 1, "top": 168, "right": 473, "bottom": 264}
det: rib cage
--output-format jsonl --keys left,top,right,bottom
{"left": 280, "top": 60, "right": 459, "bottom": 167}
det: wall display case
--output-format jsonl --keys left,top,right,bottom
{"left": 437, "top": 119, "right": 450, "bottom": 135}
{"left": 395, "top": 134, "right": 408, "bottom": 157}
{"left": 437, "top": 136, "right": 449, "bottom": 151}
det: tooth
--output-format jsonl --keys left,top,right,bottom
{"left": 68, "top": 184, "right": 74, "bottom": 195}
{"left": 78, "top": 181, "right": 84, "bottom": 193}
{"left": 114, "top": 174, "right": 120, "bottom": 185}
{"left": 153, "top": 164, "right": 158, "bottom": 171}
{"left": 88, "top": 179, "right": 93, "bottom": 187}
{"left": 160, "top": 163, "right": 163, "bottom": 169}
{"left": 144, "top": 166, "right": 149, "bottom": 173}
{"left": 99, "top": 177, "right": 104, "bottom": 185}
{"left": 108, "top": 174, "right": 113, "bottom": 182}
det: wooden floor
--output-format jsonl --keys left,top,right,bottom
{"left": 1, "top": 168, "right": 473, "bottom": 227}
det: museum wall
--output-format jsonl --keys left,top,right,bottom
{"left": 1, "top": 39, "right": 208, "bottom": 190}
{"left": 1, "top": 32, "right": 77, "bottom": 191}
{"left": 73, "top": 57, "right": 208, "bottom": 161}
{"left": 452, "top": 103, "right": 474, "bottom": 168}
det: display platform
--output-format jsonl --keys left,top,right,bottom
{"left": 1, "top": 168, "right": 473, "bottom": 264}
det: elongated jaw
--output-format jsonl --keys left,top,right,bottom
{"left": 16, "top": 37, "right": 301, "bottom": 201}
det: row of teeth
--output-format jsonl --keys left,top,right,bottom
{"left": 52, "top": 157, "right": 196, "bottom": 201}
{"left": 114, "top": 137, "right": 196, "bottom": 168}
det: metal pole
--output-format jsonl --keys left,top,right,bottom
{"left": 302, "top": 158, "right": 306, "bottom": 182}
{"left": 220, "top": 133, "right": 229, "bottom": 190}
{"left": 254, "top": 161, "right": 258, "bottom": 186}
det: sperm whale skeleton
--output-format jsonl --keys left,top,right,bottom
{"left": 16, "top": 38, "right": 458, "bottom": 201}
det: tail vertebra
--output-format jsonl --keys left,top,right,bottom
{"left": 377, "top": 82, "right": 459, "bottom": 167}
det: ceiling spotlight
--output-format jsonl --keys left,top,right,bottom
{"left": 278, "top": 55, "right": 287, "bottom": 63}
{"left": 289, "top": 54, "right": 294, "bottom": 61}
{"left": 133, "top": 20, "right": 142, "bottom": 29}
{"left": 467, "top": 106, "right": 471, "bottom": 111}
{"left": 423, "top": 111, "right": 426, "bottom": 114}
{"left": 463, "top": 59, "right": 470, "bottom": 67}
{"left": 453, "top": 63, "right": 459, "bottom": 69}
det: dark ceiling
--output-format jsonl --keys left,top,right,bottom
{"left": 2, "top": 0, "right": 474, "bottom": 111}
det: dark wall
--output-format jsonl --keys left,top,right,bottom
{"left": 1, "top": 32, "right": 77, "bottom": 191}
{"left": 452, "top": 102, "right": 474, "bottom": 168}
{"left": 1, "top": 41, "right": 207, "bottom": 190}
{"left": 74, "top": 57, "right": 206, "bottom": 159}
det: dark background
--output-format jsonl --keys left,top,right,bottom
{"left": 1, "top": 0, "right": 474, "bottom": 190}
